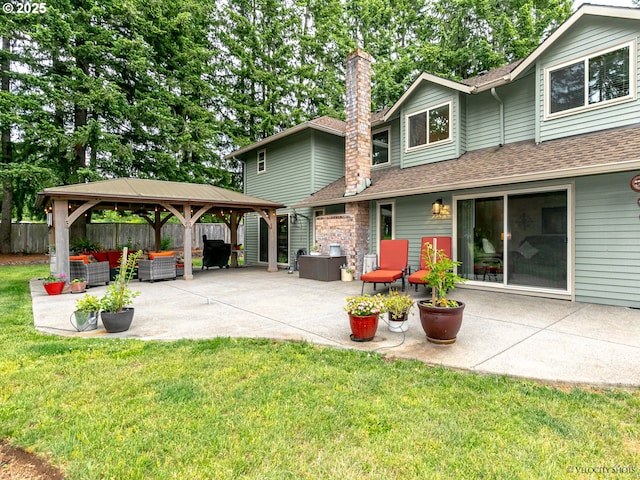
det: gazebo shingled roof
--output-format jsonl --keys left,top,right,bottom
{"left": 38, "top": 178, "right": 284, "bottom": 280}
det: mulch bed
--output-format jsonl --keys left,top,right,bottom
{"left": 0, "top": 441, "right": 65, "bottom": 479}
{"left": 0, "top": 254, "right": 49, "bottom": 267}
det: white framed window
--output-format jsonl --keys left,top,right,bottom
{"left": 257, "top": 149, "right": 266, "bottom": 174}
{"left": 371, "top": 128, "right": 390, "bottom": 166}
{"left": 376, "top": 201, "right": 395, "bottom": 255}
{"left": 545, "top": 40, "right": 636, "bottom": 118}
{"left": 406, "top": 101, "right": 452, "bottom": 151}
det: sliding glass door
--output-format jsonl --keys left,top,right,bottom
{"left": 456, "top": 188, "right": 569, "bottom": 291}
{"left": 259, "top": 215, "right": 289, "bottom": 265}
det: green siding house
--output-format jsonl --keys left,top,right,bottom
{"left": 227, "top": 5, "right": 640, "bottom": 308}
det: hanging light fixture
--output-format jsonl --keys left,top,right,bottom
{"left": 432, "top": 199, "right": 443, "bottom": 215}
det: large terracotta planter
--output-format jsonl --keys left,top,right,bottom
{"left": 348, "top": 313, "right": 379, "bottom": 342}
{"left": 417, "top": 301, "right": 465, "bottom": 344}
{"left": 101, "top": 308, "right": 135, "bottom": 333}
{"left": 43, "top": 281, "right": 65, "bottom": 295}
{"left": 69, "top": 281, "right": 87, "bottom": 294}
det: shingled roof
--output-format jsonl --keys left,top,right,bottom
{"left": 294, "top": 123, "right": 640, "bottom": 208}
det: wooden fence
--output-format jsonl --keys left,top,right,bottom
{"left": 9, "top": 223, "right": 244, "bottom": 254}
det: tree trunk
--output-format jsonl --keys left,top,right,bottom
{"left": 1, "top": 36, "right": 13, "bottom": 254}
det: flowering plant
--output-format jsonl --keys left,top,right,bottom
{"left": 385, "top": 289, "right": 415, "bottom": 319}
{"left": 43, "top": 273, "right": 67, "bottom": 284}
{"left": 344, "top": 294, "right": 387, "bottom": 316}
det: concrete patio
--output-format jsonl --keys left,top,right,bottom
{"left": 31, "top": 267, "right": 640, "bottom": 388}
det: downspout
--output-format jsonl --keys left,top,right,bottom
{"left": 491, "top": 87, "right": 504, "bottom": 147}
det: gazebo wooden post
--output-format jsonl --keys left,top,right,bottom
{"left": 154, "top": 209, "right": 162, "bottom": 252}
{"left": 230, "top": 211, "right": 239, "bottom": 268}
{"left": 53, "top": 199, "right": 70, "bottom": 280}
{"left": 267, "top": 208, "right": 278, "bottom": 272}
{"left": 182, "top": 204, "right": 193, "bottom": 280}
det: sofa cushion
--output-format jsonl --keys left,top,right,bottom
{"left": 69, "top": 255, "right": 89, "bottom": 264}
{"left": 92, "top": 252, "right": 108, "bottom": 262}
{"left": 106, "top": 251, "right": 122, "bottom": 267}
{"left": 149, "top": 251, "right": 174, "bottom": 260}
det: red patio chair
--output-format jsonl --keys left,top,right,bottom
{"left": 361, "top": 239, "right": 409, "bottom": 294}
{"left": 407, "top": 236, "right": 452, "bottom": 291}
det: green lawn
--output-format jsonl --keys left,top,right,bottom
{"left": 1, "top": 265, "right": 639, "bottom": 479}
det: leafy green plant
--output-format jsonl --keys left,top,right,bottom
{"left": 71, "top": 277, "right": 85, "bottom": 283}
{"left": 384, "top": 289, "right": 414, "bottom": 320}
{"left": 420, "top": 241, "right": 467, "bottom": 307}
{"left": 344, "top": 294, "right": 387, "bottom": 316}
{"left": 42, "top": 273, "right": 66, "bottom": 284}
{"left": 100, "top": 249, "right": 142, "bottom": 313}
{"left": 160, "top": 237, "right": 172, "bottom": 250}
{"left": 70, "top": 237, "right": 101, "bottom": 253}
{"left": 75, "top": 293, "right": 101, "bottom": 313}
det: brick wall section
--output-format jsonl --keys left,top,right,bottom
{"left": 316, "top": 202, "right": 370, "bottom": 279}
{"left": 344, "top": 49, "right": 372, "bottom": 196}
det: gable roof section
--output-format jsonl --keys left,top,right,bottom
{"left": 225, "top": 116, "right": 346, "bottom": 159}
{"left": 225, "top": 109, "right": 391, "bottom": 159}
{"left": 293, "top": 123, "right": 640, "bottom": 208}
{"left": 510, "top": 4, "right": 640, "bottom": 81}
{"left": 384, "top": 4, "right": 640, "bottom": 122}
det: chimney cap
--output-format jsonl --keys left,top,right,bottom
{"left": 346, "top": 48, "right": 374, "bottom": 63}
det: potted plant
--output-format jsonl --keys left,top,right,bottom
{"left": 384, "top": 289, "right": 414, "bottom": 333}
{"left": 310, "top": 244, "right": 321, "bottom": 255}
{"left": 340, "top": 265, "right": 355, "bottom": 282}
{"left": 42, "top": 273, "right": 67, "bottom": 295}
{"left": 99, "top": 248, "right": 142, "bottom": 333}
{"left": 69, "top": 277, "right": 87, "bottom": 294}
{"left": 71, "top": 294, "right": 100, "bottom": 331}
{"left": 344, "top": 294, "right": 386, "bottom": 342}
{"left": 417, "top": 242, "right": 467, "bottom": 344}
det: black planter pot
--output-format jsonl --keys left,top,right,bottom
{"left": 417, "top": 301, "right": 465, "bottom": 344}
{"left": 101, "top": 307, "right": 135, "bottom": 333}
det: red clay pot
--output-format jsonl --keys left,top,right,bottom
{"left": 43, "top": 281, "right": 65, "bottom": 295}
{"left": 348, "top": 313, "right": 379, "bottom": 342}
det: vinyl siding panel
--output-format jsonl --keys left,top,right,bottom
{"left": 311, "top": 131, "right": 344, "bottom": 192}
{"left": 502, "top": 70, "right": 536, "bottom": 144}
{"left": 574, "top": 172, "right": 640, "bottom": 307}
{"left": 458, "top": 92, "right": 467, "bottom": 154}
{"left": 400, "top": 83, "right": 459, "bottom": 168}
{"left": 466, "top": 71, "right": 536, "bottom": 151}
{"left": 368, "top": 194, "right": 453, "bottom": 270}
{"left": 538, "top": 17, "right": 640, "bottom": 142}
{"left": 466, "top": 92, "right": 501, "bottom": 150}
{"left": 244, "top": 130, "right": 313, "bottom": 207}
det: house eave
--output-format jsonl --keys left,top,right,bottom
{"left": 295, "top": 159, "right": 640, "bottom": 209}
{"left": 224, "top": 122, "right": 345, "bottom": 160}
{"left": 383, "top": 73, "right": 473, "bottom": 121}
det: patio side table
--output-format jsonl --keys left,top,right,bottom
{"left": 298, "top": 255, "right": 346, "bottom": 281}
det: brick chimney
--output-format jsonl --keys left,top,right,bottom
{"left": 344, "top": 49, "right": 372, "bottom": 196}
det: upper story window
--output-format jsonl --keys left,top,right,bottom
{"left": 406, "top": 101, "right": 451, "bottom": 150}
{"left": 257, "top": 149, "right": 266, "bottom": 174}
{"left": 546, "top": 41, "right": 635, "bottom": 117}
{"left": 372, "top": 128, "right": 390, "bottom": 166}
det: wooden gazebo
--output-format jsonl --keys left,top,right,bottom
{"left": 37, "top": 178, "right": 284, "bottom": 280}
